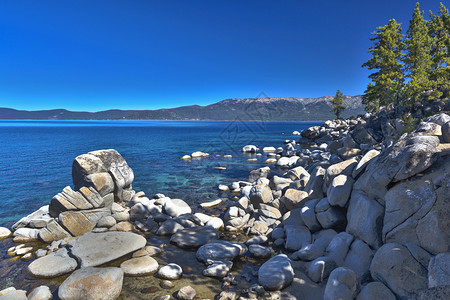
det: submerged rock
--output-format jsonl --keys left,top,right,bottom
{"left": 58, "top": 267, "right": 123, "bottom": 300}
{"left": 170, "top": 226, "right": 218, "bottom": 249}
{"left": 120, "top": 255, "right": 159, "bottom": 276}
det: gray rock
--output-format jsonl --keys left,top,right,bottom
{"left": 58, "top": 210, "right": 96, "bottom": 236}
{"left": 0, "top": 289, "right": 27, "bottom": 300}
{"left": 242, "top": 145, "right": 258, "bottom": 153}
{"left": 249, "top": 183, "right": 273, "bottom": 207}
{"left": 271, "top": 227, "right": 285, "bottom": 240}
{"left": 324, "top": 158, "right": 358, "bottom": 190}
{"left": 156, "top": 219, "right": 185, "bottom": 236}
{"left": 170, "top": 226, "right": 218, "bottom": 249}
{"left": 163, "top": 198, "right": 191, "bottom": 218}
{"left": 370, "top": 243, "right": 428, "bottom": 299}
{"left": 326, "top": 232, "right": 354, "bottom": 266}
{"left": 352, "top": 124, "right": 377, "bottom": 145}
{"left": 38, "top": 220, "right": 72, "bottom": 243}
{"left": 354, "top": 135, "right": 439, "bottom": 200}
{"left": 12, "top": 205, "right": 52, "bottom": 230}
{"left": 12, "top": 227, "right": 40, "bottom": 242}
{"left": 280, "top": 189, "right": 309, "bottom": 210}
{"left": 249, "top": 167, "right": 270, "bottom": 183}
{"left": 315, "top": 199, "right": 346, "bottom": 230}
{"left": 405, "top": 243, "right": 433, "bottom": 269}
{"left": 343, "top": 239, "right": 374, "bottom": 278}
{"left": 442, "top": 121, "right": 450, "bottom": 143}
{"left": 327, "top": 175, "right": 354, "bottom": 207}
{"left": 96, "top": 215, "right": 116, "bottom": 228}
{"left": 304, "top": 166, "right": 326, "bottom": 199}
{"left": 426, "top": 112, "right": 450, "bottom": 126}
{"left": 352, "top": 150, "right": 380, "bottom": 178}
{"left": 282, "top": 208, "right": 305, "bottom": 227}
{"left": 285, "top": 166, "right": 310, "bottom": 182}
{"left": 415, "top": 178, "right": 450, "bottom": 255}
{"left": 202, "top": 260, "right": 233, "bottom": 278}
{"left": 27, "top": 285, "right": 52, "bottom": 300}
{"left": 308, "top": 256, "right": 338, "bottom": 282}
{"left": 415, "top": 121, "right": 442, "bottom": 135}
{"left": 132, "top": 245, "right": 162, "bottom": 258}
{"left": 67, "top": 231, "right": 147, "bottom": 268}
{"left": 120, "top": 255, "right": 159, "bottom": 276}
{"left": 276, "top": 156, "right": 300, "bottom": 169}
{"left": 324, "top": 267, "right": 359, "bottom": 300}
{"left": 49, "top": 186, "right": 93, "bottom": 217}
{"left": 346, "top": 190, "right": 384, "bottom": 249}
{"left": 205, "top": 217, "right": 224, "bottom": 230}
{"left": 76, "top": 172, "right": 115, "bottom": 198}
{"left": 284, "top": 225, "right": 311, "bottom": 251}
{"left": 157, "top": 263, "right": 183, "bottom": 280}
{"left": 382, "top": 179, "right": 447, "bottom": 254}
{"left": 313, "top": 229, "right": 338, "bottom": 249}
{"left": 58, "top": 267, "right": 123, "bottom": 300}
{"left": 88, "top": 149, "right": 134, "bottom": 191}
{"left": 356, "top": 282, "right": 396, "bottom": 300}
{"left": 405, "top": 135, "right": 440, "bottom": 148}
{"left": 196, "top": 240, "right": 247, "bottom": 264}
{"left": 177, "top": 286, "right": 196, "bottom": 300}
{"left": 300, "top": 199, "right": 321, "bottom": 232}
{"left": 246, "top": 235, "right": 268, "bottom": 245}
{"left": 258, "top": 203, "right": 282, "bottom": 219}
{"left": 258, "top": 254, "right": 294, "bottom": 291}
{"left": 28, "top": 248, "right": 78, "bottom": 278}
{"left": 294, "top": 243, "right": 324, "bottom": 261}
{"left": 249, "top": 244, "right": 271, "bottom": 259}
{"left": 428, "top": 253, "right": 450, "bottom": 288}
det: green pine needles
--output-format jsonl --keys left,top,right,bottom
{"left": 362, "top": 2, "right": 449, "bottom": 112}
{"left": 330, "top": 89, "right": 346, "bottom": 119}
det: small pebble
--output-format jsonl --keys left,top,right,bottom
{"left": 160, "top": 280, "right": 174, "bottom": 289}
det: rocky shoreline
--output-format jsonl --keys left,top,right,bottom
{"left": 0, "top": 106, "right": 449, "bottom": 299}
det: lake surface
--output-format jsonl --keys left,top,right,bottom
{"left": 0, "top": 120, "right": 320, "bottom": 228}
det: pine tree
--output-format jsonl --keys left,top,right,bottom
{"left": 404, "top": 2, "right": 433, "bottom": 103}
{"left": 428, "top": 3, "right": 450, "bottom": 100}
{"left": 330, "top": 89, "right": 346, "bottom": 119}
{"left": 362, "top": 19, "right": 405, "bottom": 111}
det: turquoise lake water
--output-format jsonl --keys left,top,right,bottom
{"left": 0, "top": 120, "right": 320, "bottom": 227}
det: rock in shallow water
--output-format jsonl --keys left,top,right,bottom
{"left": 249, "top": 244, "right": 271, "bottom": 259}
{"left": 196, "top": 240, "right": 247, "bottom": 264}
{"left": 157, "top": 263, "right": 183, "bottom": 280}
{"left": 58, "top": 267, "right": 123, "bottom": 300}
{"left": 0, "top": 227, "right": 12, "bottom": 239}
{"left": 177, "top": 286, "right": 196, "bottom": 300}
{"left": 169, "top": 226, "right": 218, "bottom": 249}
{"left": 202, "top": 260, "right": 233, "bottom": 278}
{"left": 27, "top": 285, "right": 52, "bottom": 300}
{"left": 120, "top": 255, "right": 159, "bottom": 276}
{"left": 67, "top": 231, "right": 146, "bottom": 268}
{"left": 28, "top": 248, "right": 78, "bottom": 278}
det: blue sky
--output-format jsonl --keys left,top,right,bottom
{"left": 0, "top": 0, "right": 445, "bottom": 111}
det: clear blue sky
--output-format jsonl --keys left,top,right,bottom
{"left": 0, "top": 0, "right": 444, "bottom": 111}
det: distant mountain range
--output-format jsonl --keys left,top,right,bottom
{"left": 0, "top": 95, "right": 364, "bottom": 121}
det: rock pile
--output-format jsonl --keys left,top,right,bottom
{"left": 12, "top": 149, "right": 135, "bottom": 243}
{"left": 221, "top": 110, "right": 450, "bottom": 298}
